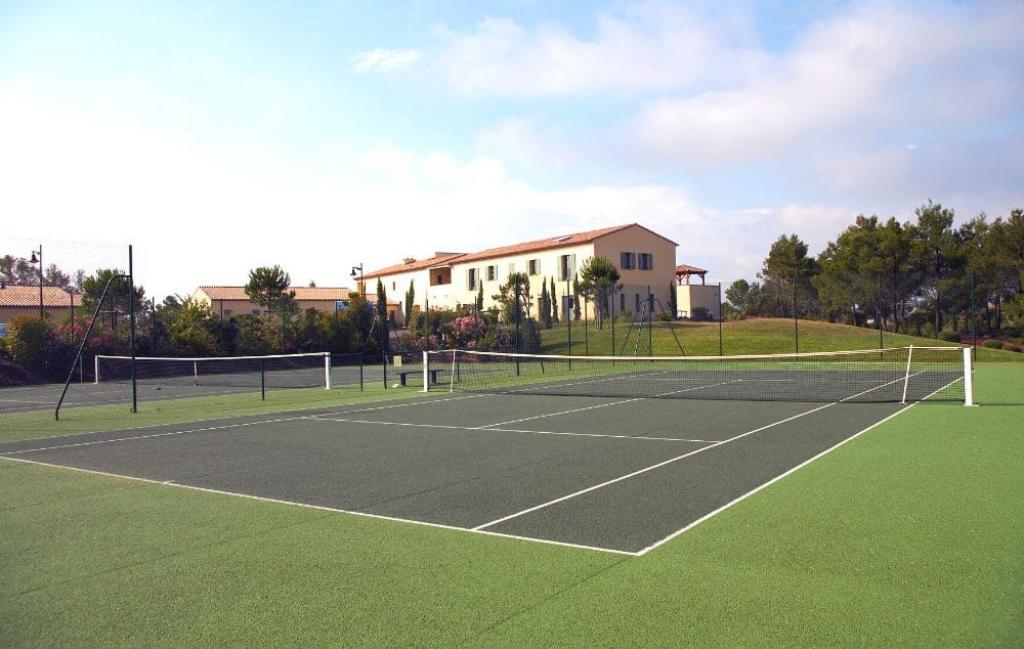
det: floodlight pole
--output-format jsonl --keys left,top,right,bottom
{"left": 128, "top": 245, "right": 137, "bottom": 413}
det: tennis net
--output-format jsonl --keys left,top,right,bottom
{"left": 423, "top": 346, "right": 971, "bottom": 404}
{"left": 95, "top": 352, "right": 332, "bottom": 390}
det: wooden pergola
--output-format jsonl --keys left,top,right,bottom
{"left": 674, "top": 263, "right": 708, "bottom": 285}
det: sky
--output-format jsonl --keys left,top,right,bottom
{"left": 1, "top": 0, "right": 1022, "bottom": 300}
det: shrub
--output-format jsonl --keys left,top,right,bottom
{"left": 937, "top": 331, "right": 961, "bottom": 343}
{"left": 1002, "top": 342, "right": 1022, "bottom": 353}
{"left": 4, "top": 316, "right": 53, "bottom": 377}
{"left": 656, "top": 311, "right": 674, "bottom": 322}
{"left": 982, "top": 339, "right": 1003, "bottom": 349}
{"left": 690, "top": 306, "right": 713, "bottom": 322}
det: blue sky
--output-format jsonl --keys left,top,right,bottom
{"left": 2, "top": 1, "right": 1022, "bottom": 300}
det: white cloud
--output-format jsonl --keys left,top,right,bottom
{"left": 352, "top": 48, "right": 421, "bottom": 73}
{"left": 632, "top": 2, "right": 1024, "bottom": 168}
{"left": 433, "top": 8, "right": 761, "bottom": 95}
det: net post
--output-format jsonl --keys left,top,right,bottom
{"left": 324, "top": 353, "right": 331, "bottom": 390}
{"left": 449, "top": 351, "right": 456, "bottom": 393}
{"left": 422, "top": 351, "right": 429, "bottom": 393}
{"left": 260, "top": 359, "right": 266, "bottom": 400}
{"left": 94, "top": 355, "right": 101, "bottom": 384}
{"left": 901, "top": 345, "right": 914, "bottom": 404}
{"left": 359, "top": 354, "right": 364, "bottom": 391}
{"left": 128, "top": 245, "right": 137, "bottom": 414}
{"left": 193, "top": 361, "right": 198, "bottom": 386}
{"left": 963, "top": 346, "right": 974, "bottom": 406}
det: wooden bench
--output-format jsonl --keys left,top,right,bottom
{"left": 396, "top": 369, "right": 443, "bottom": 387}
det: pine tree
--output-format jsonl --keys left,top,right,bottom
{"left": 573, "top": 274, "right": 581, "bottom": 320}
{"left": 550, "top": 277, "right": 559, "bottom": 323}
{"left": 540, "top": 281, "right": 551, "bottom": 328}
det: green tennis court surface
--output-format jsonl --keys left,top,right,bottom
{"left": 1, "top": 365, "right": 1021, "bottom": 645}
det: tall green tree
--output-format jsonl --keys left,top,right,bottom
{"left": 758, "top": 235, "right": 818, "bottom": 318}
{"left": 550, "top": 277, "right": 559, "bottom": 323}
{"left": 577, "top": 256, "right": 620, "bottom": 329}
{"left": 244, "top": 265, "right": 294, "bottom": 313}
{"left": 404, "top": 282, "right": 415, "bottom": 325}
{"left": 539, "top": 281, "right": 550, "bottom": 327}
{"left": 573, "top": 274, "right": 582, "bottom": 320}
{"left": 492, "top": 272, "right": 530, "bottom": 323}
{"left": 476, "top": 283, "right": 484, "bottom": 311}
{"left": 81, "top": 268, "right": 146, "bottom": 328}
{"left": 912, "top": 202, "right": 960, "bottom": 335}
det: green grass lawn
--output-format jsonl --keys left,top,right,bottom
{"left": 2, "top": 365, "right": 1021, "bottom": 646}
{"left": 542, "top": 316, "right": 1023, "bottom": 362}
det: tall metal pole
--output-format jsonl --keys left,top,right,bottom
{"left": 878, "top": 273, "right": 883, "bottom": 350}
{"left": 566, "top": 277, "right": 571, "bottom": 365}
{"left": 37, "top": 245, "right": 43, "bottom": 317}
{"left": 128, "top": 245, "right": 137, "bottom": 414}
{"left": 583, "top": 295, "right": 589, "bottom": 356}
{"left": 717, "top": 282, "right": 723, "bottom": 357}
{"left": 647, "top": 285, "right": 653, "bottom": 356}
{"left": 970, "top": 269, "right": 977, "bottom": 361}
{"left": 793, "top": 275, "right": 799, "bottom": 354}
{"left": 514, "top": 275, "right": 521, "bottom": 376}
{"left": 610, "top": 287, "right": 616, "bottom": 356}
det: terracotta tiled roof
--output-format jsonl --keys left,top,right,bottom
{"left": 0, "top": 285, "right": 75, "bottom": 307}
{"left": 361, "top": 223, "right": 678, "bottom": 280}
{"left": 197, "top": 286, "right": 350, "bottom": 301}
{"left": 362, "top": 253, "right": 466, "bottom": 279}
{"left": 674, "top": 263, "right": 707, "bottom": 274}
{"left": 455, "top": 224, "right": 665, "bottom": 265}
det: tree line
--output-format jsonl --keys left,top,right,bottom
{"left": 723, "top": 202, "right": 1024, "bottom": 340}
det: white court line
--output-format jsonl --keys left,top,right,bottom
{"left": 472, "top": 372, "right": 922, "bottom": 531}
{"left": 304, "top": 416, "right": 716, "bottom": 443}
{"left": 0, "top": 416, "right": 315, "bottom": 456}
{"left": 635, "top": 375, "right": 964, "bottom": 555}
{"left": 0, "top": 453, "right": 636, "bottom": 556}
{"left": 478, "top": 379, "right": 741, "bottom": 429}
{"left": 0, "top": 391, "right": 464, "bottom": 446}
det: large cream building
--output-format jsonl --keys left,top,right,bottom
{"left": 191, "top": 286, "right": 355, "bottom": 319}
{"left": 359, "top": 224, "right": 703, "bottom": 325}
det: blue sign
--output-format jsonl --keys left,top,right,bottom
{"left": 0, "top": 323, "right": 7, "bottom": 337}
{"left": 335, "top": 300, "right": 349, "bottom": 311}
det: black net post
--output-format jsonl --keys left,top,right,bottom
{"left": 128, "top": 245, "right": 137, "bottom": 414}
{"left": 260, "top": 359, "right": 266, "bottom": 400}
{"left": 359, "top": 354, "right": 364, "bottom": 391}
{"left": 877, "top": 272, "right": 884, "bottom": 350}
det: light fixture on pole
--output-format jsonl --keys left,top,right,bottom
{"left": 29, "top": 245, "right": 43, "bottom": 317}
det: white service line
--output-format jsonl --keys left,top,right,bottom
{"left": 634, "top": 374, "right": 964, "bottom": 555}
{"left": 472, "top": 371, "right": 922, "bottom": 531}
{"left": 0, "top": 453, "right": 636, "bottom": 556}
{"left": 478, "top": 379, "right": 741, "bottom": 429}
{"left": 304, "top": 416, "right": 715, "bottom": 443}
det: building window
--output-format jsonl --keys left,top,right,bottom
{"left": 638, "top": 253, "right": 653, "bottom": 270}
{"left": 486, "top": 265, "right": 497, "bottom": 281}
{"left": 620, "top": 293, "right": 626, "bottom": 312}
{"left": 558, "top": 254, "right": 576, "bottom": 281}
{"left": 635, "top": 293, "right": 641, "bottom": 312}
{"left": 467, "top": 268, "right": 478, "bottom": 290}
{"left": 528, "top": 259, "right": 540, "bottom": 275}
{"left": 620, "top": 252, "right": 636, "bottom": 269}
{"left": 392, "top": 281, "right": 396, "bottom": 290}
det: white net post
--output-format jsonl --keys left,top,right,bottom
{"left": 901, "top": 345, "right": 914, "bottom": 404}
{"left": 963, "top": 346, "right": 974, "bottom": 406}
{"left": 422, "top": 351, "right": 429, "bottom": 393}
{"left": 94, "top": 355, "right": 101, "bottom": 384}
{"left": 324, "top": 352, "right": 331, "bottom": 390}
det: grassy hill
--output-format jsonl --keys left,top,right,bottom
{"left": 540, "top": 317, "right": 1022, "bottom": 362}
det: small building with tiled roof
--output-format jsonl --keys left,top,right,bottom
{"left": 359, "top": 223, "right": 686, "bottom": 323}
{"left": 191, "top": 285, "right": 353, "bottom": 319}
{"left": 0, "top": 285, "right": 78, "bottom": 331}
{"left": 674, "top": 263, "right": 708, "bottom": 285}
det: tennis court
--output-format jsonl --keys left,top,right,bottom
{"left": 0, "top": 347, "right": 969, "bottom": 554}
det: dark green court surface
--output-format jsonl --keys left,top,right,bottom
{"left": 0, "top": 388, "right": 912, "bottom": 554}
